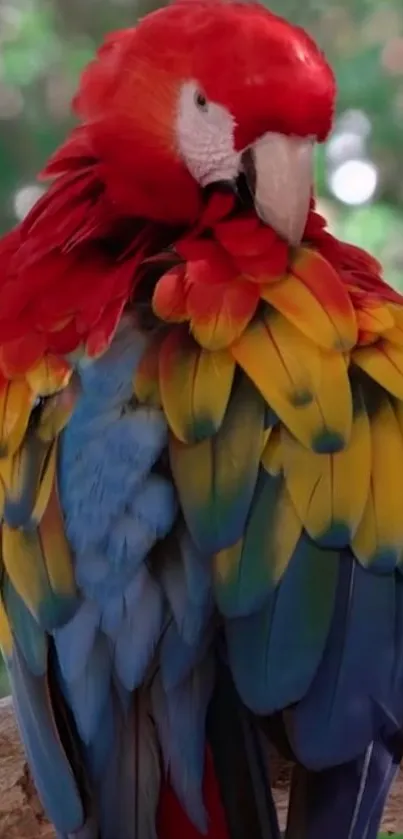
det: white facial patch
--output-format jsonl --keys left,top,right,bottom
{"left": 176, "top": 80, "right": 241, "bottom": 187}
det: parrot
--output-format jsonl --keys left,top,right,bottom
{"left": 1, "top": 1, "right": 403, "bottom": 838}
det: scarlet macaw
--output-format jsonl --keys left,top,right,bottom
{"left": 0, "top": 3, "right": 402, "bottom": 839}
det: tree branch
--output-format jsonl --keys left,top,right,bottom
{"left": 0, "top": 697, "right": 53, "bottom": 838}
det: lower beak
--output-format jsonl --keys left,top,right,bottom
{"left": 242, "top": 132, "right": 314, "bottom": 246}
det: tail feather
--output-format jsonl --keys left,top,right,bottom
{"left": 285, "top": 738, "right": 402, "bottom": 839}
{"left": 98, "top": 689, "right": 160, "bottom": 839}
{"left": 287, "top": 554, "right": 396, "bottom": 768}
{"left": 58, "top": 818, "right": 99, "bottom": 839}
{"left": 151, "top": 653, "right": 215, "bottom": 831}
{"left": 9, "top": 642, "right": 85, "bottom": 833}
{"left": 207, "top": 663, "right": 281, "bottom": 839}
{"left": 157, "top": 748, "right": 230, "bottom": 839}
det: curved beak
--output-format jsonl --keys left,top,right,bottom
{"left": 242, "top": 132, "right": 314, "bottom": 246}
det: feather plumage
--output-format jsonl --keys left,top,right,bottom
{"left": 36, "top": 379, "right": 80, "bottom": 442}
{"left": 226, "top": 534, "right": 339, "bottom": 713}
{"left": 352, "top": 394, "right": 403, "bottom": 570}
{"left": 4, "top": 580, "right": 47, "bottom": 675}
{"left": 26, "top": 353, "right": 72, "bottom": 396}
{"left": 156, "top": 240, "right": 261, "bottom": 351}
{"left": 286, "top": 553, "right": 395, "bottom": 768}
{"left": 2, "top": 519, "right": 77, "bottom": 630}
{"left": 3, "top": 434, "right": 55, "bottom": 528}
{"left": 2, "top": 325, "right": 181, "bottom": 839}
{"left": 151, "top": 654, "right": 215, "bottom": 831}
{"left": 354, "top": 340, "right": 403, "bottom": 399}
{"left": 289, "top": 247, "right": 357, "bottom": 351}
{"left": 159, "top": 328, "right": 235, "bottom": 443}
{"left": 285, "top": 741, "right": 402, "bottom": 839}
{"left": 261, "top": 425, "right": 283, "bottom": 476}
{"left": 231, "top": 311, "right": 352, "bottom": 452}
{"left": 134, "top": 336, "right": 163, "bottom": 408}
{"left": 213, "top": 468, "right": 302, "bottom": 617}
{"left": 3, "top": 18, "right": 403, "bottom": 836}
{"left": 10, "top": 642, "right": 85, "bottom": 833}
{"left": 98, "top": 691, "right": 161, "bottom": 839}
{"left": 157, "top": 528, "right": 212, "bottom": 648}
{"left": 281, "top": 380, "right": 371, "bottom": 548}
{"left": 156, "top": 528, "right": 214, "bottom": 691}
{"left": 0, "top": 589, "right": 13, "bottom": 657}
{"left": 261, "top": 270, "right": 352, "bottom": 351}
{"left": 1, "top": 434, "right": 77, "bottom": 631}
{"left": 169, "top": 373, "right": 265, "bottom": 554}
{"left": 53, "top": 601, "right": 100, "bottom": 685}
{"left": 207, "top": 664, "right": 281, "bottom": 839}
{"left": 114, "top": 567, "right": 164, "bottom": 692}
{"left": 0, "top": 379, "right": 36, "bottom": 457}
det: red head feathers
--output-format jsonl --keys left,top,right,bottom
{"left": 64, "top": 0, "right": 336, "bottom": 224}
{"left": 0, "top": 0, "right": 394, "bottom": 395}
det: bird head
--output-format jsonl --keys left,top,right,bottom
{"left": 74, "top": 0, "right": 336, "bottom": 243}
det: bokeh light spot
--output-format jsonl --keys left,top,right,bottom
{"left": 13, "top": 185, "right": 46, "bottom": 221}
{"left": 329, "top": 160, "right": 378, "bottom": 206}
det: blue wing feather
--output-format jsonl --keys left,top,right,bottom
{"left": 285, "top": 740, "right": 401, "bottom": 839}
{"left": 114, "top": 567, "right": 164, "bottom": 691}
{"left": 10, "top": 643, "right": 85, "bottom": 833}
{"left": 85, "top": 691, "right": 116, "bottom": 782}
{"left": 158, "top": 529, "right": 213, "bottom": 645}
{"left": 4, "top": 581, "right": 47, "bottom": 676}
{"left": 226, "top": 533, "right": 339, "bottom": 713}
{"left": 5, "top": 324, "right": 180, "bottom": 838}
{"left": 151, "top": 654, "right": 215, "bottom": 832}
{"left": 159, "top": 618, "right": 213, "bottom": 691}
{"left": 100, "top": 593, "right": 125, "bottom": 640}
{"left": 286, "top": 552, "right": 396, "bottom": 768}
{"left": 58, "top": 633, "right": 113, "bottom": 745}
{"left": 53, "top": 600, "right": 99, "bottom": 683}
{"left": 180, "top": 529, "right": 212, "bottom": 614}
{"left": 157, "top": 527, "right": 214, "bottom": 690}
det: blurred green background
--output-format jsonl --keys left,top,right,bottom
{"left": 0, "top": 0, "right": 402, "bottom": 695}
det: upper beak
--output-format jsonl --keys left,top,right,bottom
{"left": 242, "top": 132, "right": 314, "bottom": 246}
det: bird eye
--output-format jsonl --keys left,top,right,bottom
{"left": 194, "top": 89, "right": 208, "bottom": 112}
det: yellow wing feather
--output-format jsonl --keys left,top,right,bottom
{"left": 5, "top": 436, "right": 52, "bottom": 528}
{"left": 159, "top": 329, "right": 235, "bottom": 443}
{"left": 169, "top": 374, "right": 266, "bottom": 553}
{"left": 213, "top": 468, "right": 302, "bottom": 616}
{"left": 30, "top": 441, "right": 58, "bottom": 527}
{"left": 281, "top": 394, "right": 371, "bottom": 546}
{"left": 2, "top": 434, "right": 77, "bottom": 628}
{"left": 0, "top": 380, "right": 36, "bottom": 457}
{"left": 133, "top": 337, "right": 162, "bottom": 408}
{"left": 36, "top": 378, "right": 80, "bottom": 442}
{"left": 0, "top": 360, "right": 79, "bottom": 636}
{"left": 353, "top": 340, "right": 403, "bottom": 399}
{"left": 261, "top": 273, "right": 347, "bottom": 350}
{"left": 231, "top": 311, "right": 352, "bottom": 453}
{"left": 352, "top": 396, "right": 403, "bottom": 569}
{"left": 25, "top": 354, "right": 72, "bottom": 396}
{"left": 38, "top": 480, "right": 76, "bottom": 599}
{"left": 261, "top": 426, "right": 283, "bottom": 476}
{"left": 2, "top": 523, "right": 53, "bottom": 624}
{"left": 384, "top": 304, "right": 403, "bottom": 347}
{"left": 0, "top": 590, "right": 13, "bottom": 657}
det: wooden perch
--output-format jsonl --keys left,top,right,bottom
{"left": 0, "top": 697, "right": 53, "bottom": 838}
{"left": 0, "top": 694, "right": 401, "bottom": 838}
